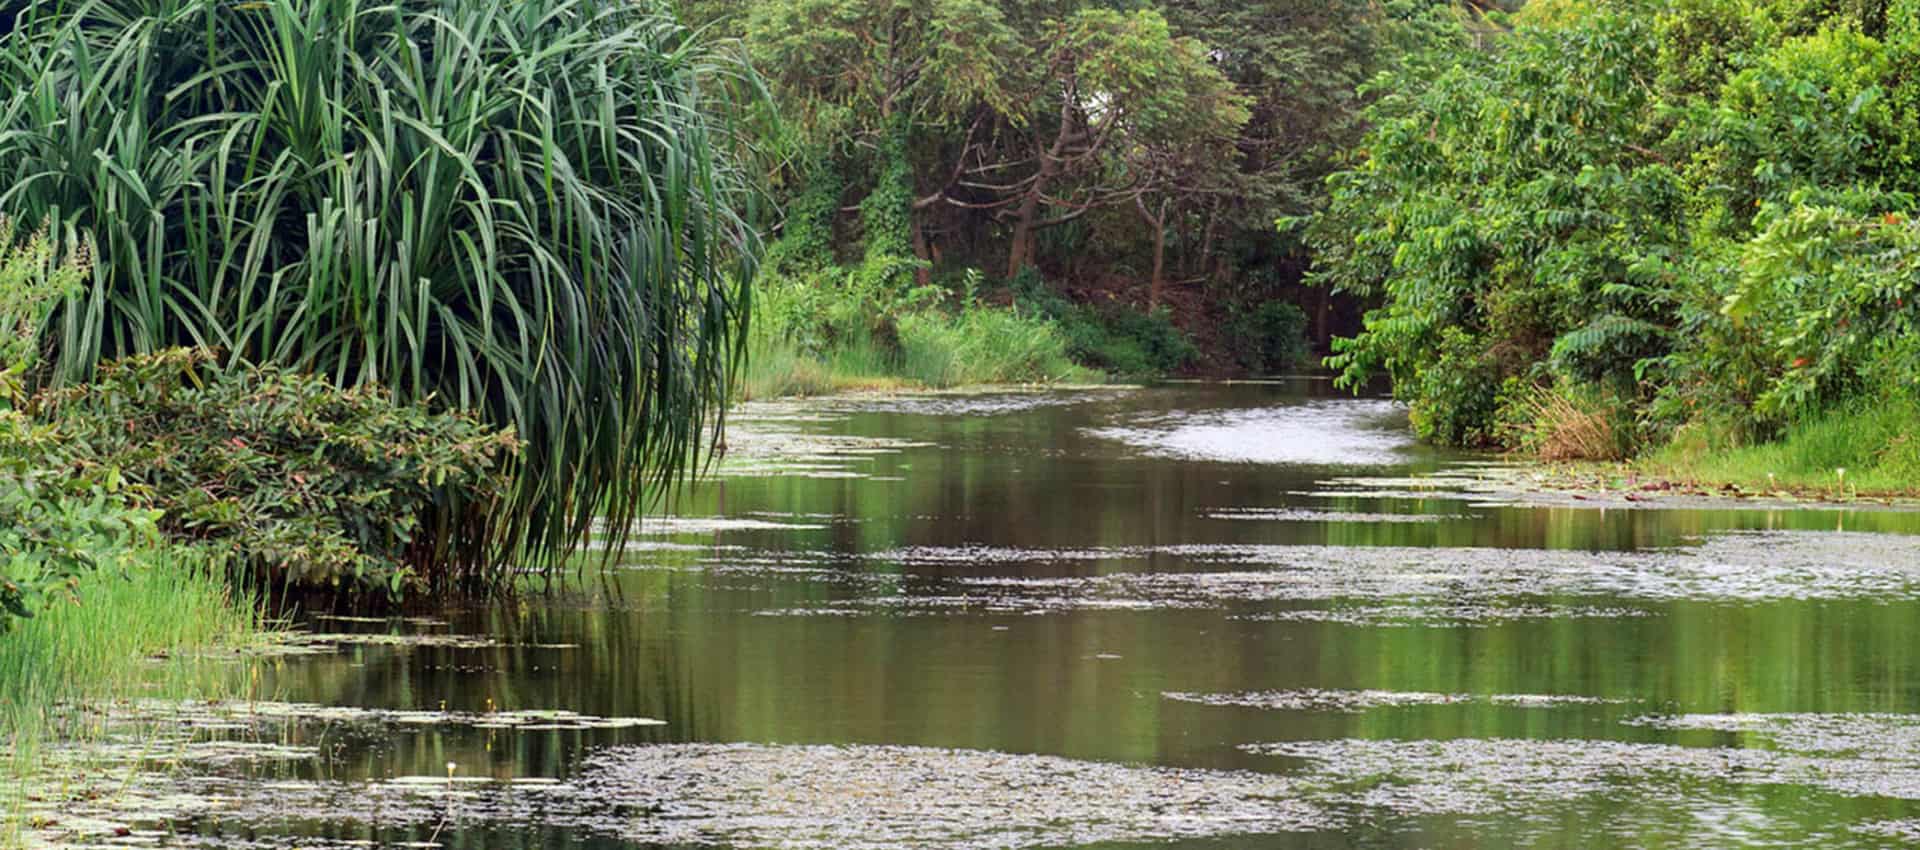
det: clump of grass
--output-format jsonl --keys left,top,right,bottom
{"left": 738, "top": 277, "right": 1099, "bottom": 400}
{"left": 1, "top": 547, "right": 263, "bottom": 843}
{"left": 739, "top": 332, "right": 915, "bottom": 400}
{"left": 1647, "top": 394, "right": 1920, "bottom": 496}
{"left": 1517, "top": 388, "right": 1629, "bottom": 462}
{"left": 898, "top": 307, "right": 1097, "bottom": 388}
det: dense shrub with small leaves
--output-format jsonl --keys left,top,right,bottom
{"left": 0, "top": 217, "right": 140, "bottom": 630}
{"left": 31, "top": 349, "right": 520, "bottom": 595}
{"left": 1308, "top": 0, "right": 1920, "bottom": 450}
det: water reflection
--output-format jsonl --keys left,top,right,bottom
{"left": 79, "top": 382, "right": 1920, "bottom": 848}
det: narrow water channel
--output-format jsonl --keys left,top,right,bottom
{"left": 113, "top": 382, "right": 1920, "bottom": 848}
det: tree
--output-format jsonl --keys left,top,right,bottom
{"left": 942, "top": 8, "right": 1250, "bottom": 278}
{"left": 742, "top": 0, "right": 1022, "bottom": 263}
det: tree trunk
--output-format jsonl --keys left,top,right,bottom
{"left": 911, "top": 220, "right": 932, "bottom": 286}
{"left": 1140, "top": 198, "right": 1168, "bottom": 308}
{"left": 1314, "top": 283, "right": 1333, "bottom": 353}
{"left": 1007, "top": 190, "right": 1042, "bottom": 278}
{"left": 1007, "top": 92, "right": 1078, "bottom": 279}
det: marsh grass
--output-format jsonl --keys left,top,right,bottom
{"left": 1648, "top": 394, "right": 1920, "bottom": 496}
{"left": 1, "top": 548, "right": 263, "bottom": 846}
{"left": 739, "top": 285, "right": 1099, "bottom": 400}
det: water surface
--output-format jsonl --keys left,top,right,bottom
{"left": 68, "top": 382, "right": 1920, "bottom": 849}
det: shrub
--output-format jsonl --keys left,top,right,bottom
{"left": 1224, "top": 301, "right": 1310, "bottom": 375}
{"left": 0, "top": 0, "right": 758, "bottom": 571}
{"left": 31, "top": 350, "right": 520, "bottom": 595}
{"left": 0, "top": 419, "right": 157, "bottom": 629}
{"left": 1011, "top": 272, "right": 1197, "bottom": 375}
{"left": 0, "top": 219, "right": 142, "bottom": 630}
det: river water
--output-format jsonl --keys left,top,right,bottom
{"left": 74, "top": 382, "right": 1920, "bottom": 848}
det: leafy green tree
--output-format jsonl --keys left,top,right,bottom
{"left": 1309, "top": 0, "right": 1920, "bottom": 451}
{"left": 742, "top": 0, "right": 1022, "bottom": 260}
{"left": 968, "top": 8, "right": 1250, "bottom": 278}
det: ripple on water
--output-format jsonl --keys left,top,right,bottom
{"left": 1084, "top": 399, "right": 1413, "bottom": 466}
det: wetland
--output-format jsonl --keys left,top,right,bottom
{"left": 25, "top": 381, "right": 1920, "bottom": 849}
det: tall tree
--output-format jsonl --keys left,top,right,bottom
{"left": 742, "top": 0, "right": 1022, "bottom": 261}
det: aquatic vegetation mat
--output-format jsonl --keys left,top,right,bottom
{"left": 106, "top": 700, "right": 665, "bottom": 732}
{"left": 32, "top": 713, "right": 1920, "bottom": 848}
{"left": 734, "top": 531, "right": 1920, "bottom": 622}
{"left": 1315, "top": 463, "right": 1920, "bottom": 512}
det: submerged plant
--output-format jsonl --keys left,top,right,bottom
{"left": 0, "top": 0, "right": 760, "bottom": 575}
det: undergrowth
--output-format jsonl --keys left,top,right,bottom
{"left": 1, "top": 548, "right": 263, "bottom": 847}
{"left": 1646, "top": 394, "right": 1920, "bottom": 496}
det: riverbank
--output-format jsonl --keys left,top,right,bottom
{"left": 2, "top": 548, "right": 265, "bottom": 848}
{"left": 738, "top": 300, "right": 1103, "bottom": 401}
{"left": 1525, "top": 398, "right": 1920, "bottom": 503}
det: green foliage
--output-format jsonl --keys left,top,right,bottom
{"left": 0, "top": 423, "right": 156, "bottom": 630}
{"left": 1724, "top": 204, "right": 1920, "bottom": 419}
{"left": 32, "top": 350, "right": 519, "bottom": 594}
{"left": 0, "top": 217, "right": 87, "bottom": 388}
{"left": 1308, "top": 0, "right": 1920, "bottom": 453}
{"left": 1224, "top": 301, "right": 1310, "bottom": 374}
{"left": 0, "top": 221, "right": 141, "bottom": 630}
{"left": 740, "top": 266, "right": 1093, "bottom": 397}
{"left": 897, "top": 296, "right": 1091, "bottom": 387}
{"left": 1011, "top": 271, "right": 1197, "bottom": 376}
{"left": 860, "top": 119, "right": 919, "bottom": 268}
{"left": 0, "top": 0, "right": 758, "bottom": 571}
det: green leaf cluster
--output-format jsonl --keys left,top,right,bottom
{"left": 0, "top": 0, "right": 758, "bottom": 572}
{"left": 29, "top": 349, "right": 520, "bottom": 595}
{"left": 0, "top": 221, "right": 151, "bottom": 630}
{"left": 1308, "top": 0, "right": 1920, "bottom": 450}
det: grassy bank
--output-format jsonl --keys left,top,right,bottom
{"left": 1517, "top": 395, "right": 1920, "bottom": 502}
{"left": 738, "top": 277, "right": 1102, "bottom": 400}
{"left": 1639, "top": 396, "right": 1920, "bottom": 499}
{"left": 2, "top": 548, "right": 263, "bottom": 845}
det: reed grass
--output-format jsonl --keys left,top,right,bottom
{"left": 1, "top": 547, "right": 263, "bottom": 847}
{"left": 1649, "top": 394, "right": 1920, "bottom": 497}
{"left": 0, "top": 0, "right": 760, "bottom": 579}
{"left": 738, "top": 304, "right": 1097, "bottom": 400}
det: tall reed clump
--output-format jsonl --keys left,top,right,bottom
{"left": 0, "top": 0, "right": 760, "bottom": 579}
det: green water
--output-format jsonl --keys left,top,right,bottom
{"left": 149, "top": 383, "right": 1920, "bottom": 848}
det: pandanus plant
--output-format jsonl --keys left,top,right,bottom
{"left": 0, "top": 0, "right": 761, "bottom": 588}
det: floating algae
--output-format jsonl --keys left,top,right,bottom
{"left": 1205, "top": 507, "right": 1460, "bottom": 523}
{"left": 1165, "top": 689, "right": 1471, "bottom": 712}
{"left": 1254, "top": 729, "right": 1920, "bottom": 816}
{"left": 1316, "top": 463, "right": 1920, "bottom": 512}
{"left": 745, "top": 531, "right": 1920, "bottom": 622}
{"left": 107, "top": 700, "right": 666, "bottom": 733}
{"left": 28, "top": 743, "right": 1325, "bottom": 849}
{"left": 559, "top": 743, "right": 1328, "bottom": 848}
{"left": 1234, "top": 602, "right": 1655, "bottom": 627}
{"left": 1164, "top": 689, "right": 1626, "bottom": 712}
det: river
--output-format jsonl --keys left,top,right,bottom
{"left": 73, "top": 381, "right": 1920, "bottom": 848}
